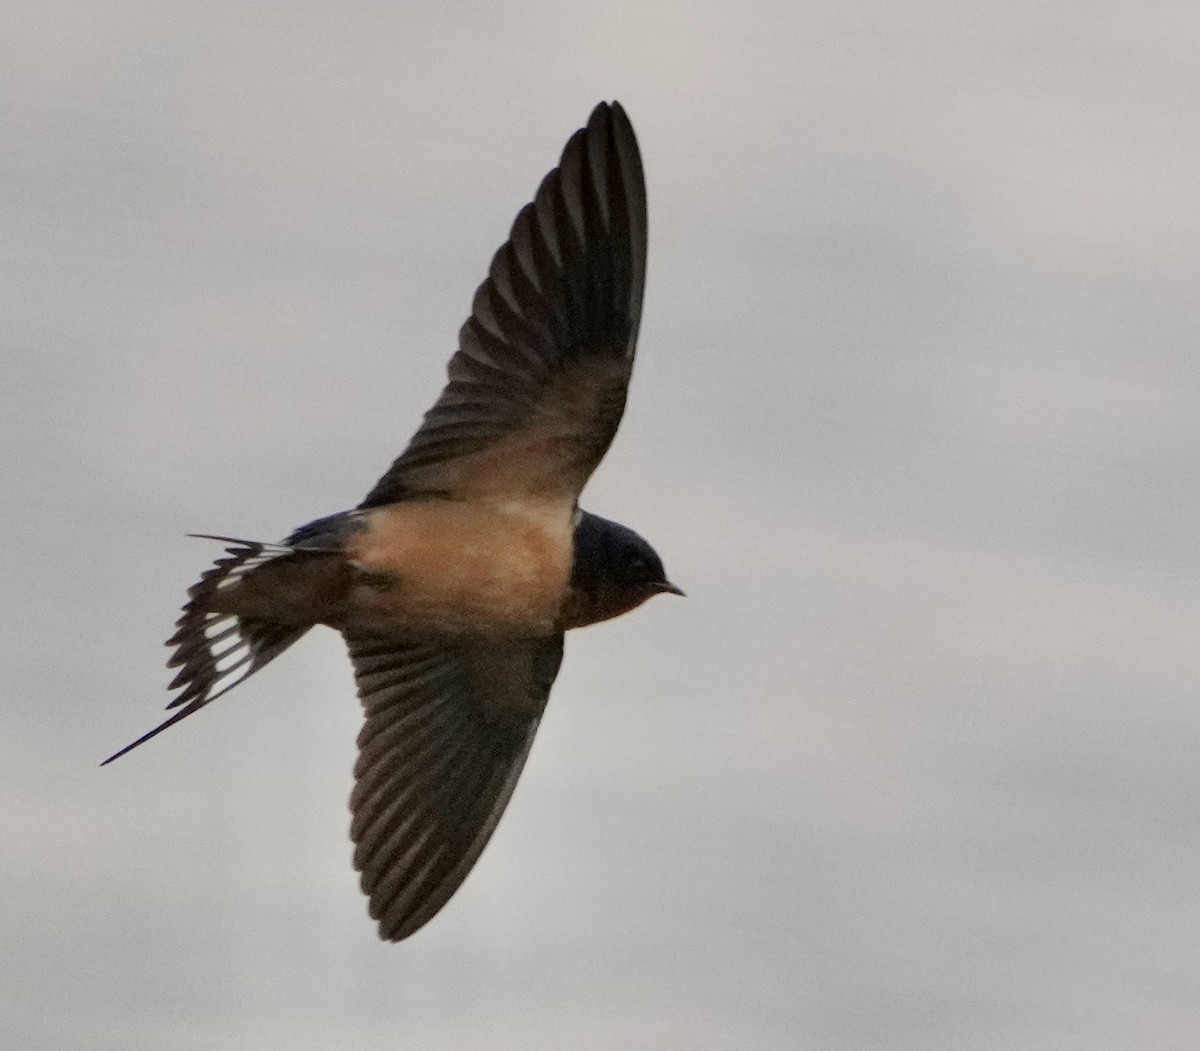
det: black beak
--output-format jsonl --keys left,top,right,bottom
{"left": 654, "top": 581, "right": 685, "bottom": 597}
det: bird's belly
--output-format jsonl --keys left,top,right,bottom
{"left": 343, "top": 499, "right": 573, "bottom": 637}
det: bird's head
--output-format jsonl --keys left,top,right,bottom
{"left": 567, "top": 512, "right": 682, "bottom": 627}
{"left": 605, "top": 527, "right": 683, "bottom": 599}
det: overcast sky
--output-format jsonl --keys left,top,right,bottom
{"left": 5, "top": 2, "right": 1200, "bottom": 1048}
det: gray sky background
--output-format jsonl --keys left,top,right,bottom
{"left": 5, "top": 2, "right": 1200, "bottom": 1048}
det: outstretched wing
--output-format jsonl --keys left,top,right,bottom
{"left": 345, "top": 630, "right": 565, "bottom": 941}
{"left": 359, "top": 100, "right": 647, "bottom": 509}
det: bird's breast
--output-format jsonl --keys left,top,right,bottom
{"left": 343, "top": 498, "right": 574, "bottom": 637}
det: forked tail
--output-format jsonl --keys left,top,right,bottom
{"left": 101, "top": 538, "right": 314, "bottom": 765}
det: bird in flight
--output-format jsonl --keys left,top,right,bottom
{"left": 104, "top": 101, "right": 681, "bottom": 942}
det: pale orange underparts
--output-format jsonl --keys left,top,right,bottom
{"left": 345, "top": 498, "right": 574, "bottom": 637}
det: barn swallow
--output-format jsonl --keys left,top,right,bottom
{"left": 104, "top": 101, "right": 680, "bottom": 942}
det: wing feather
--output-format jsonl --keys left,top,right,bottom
{"left": 360, "top": 101, "right": 646, "bottom": 507}
{"left": 344, "top": 631, "right": 564, "bottom": 941}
